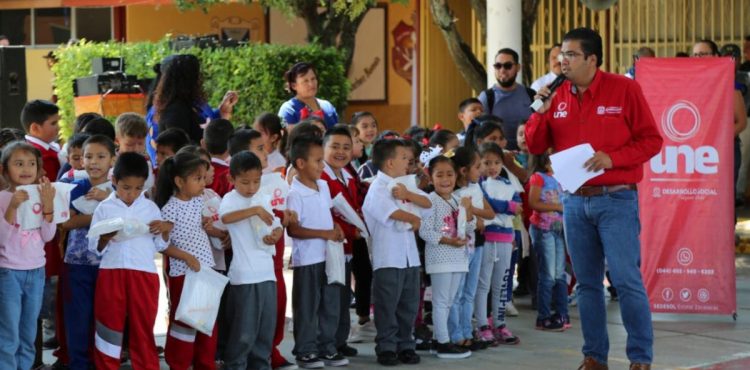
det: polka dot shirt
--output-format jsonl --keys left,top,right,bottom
{"left": 162, "top": 196, "right": 215, "bottom": 276}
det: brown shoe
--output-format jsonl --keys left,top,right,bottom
{"left": 578, "top": 356, "right": 609, "bottom": 370}
{"left": 630, "top": 364, "right": 651, "bottom": 370}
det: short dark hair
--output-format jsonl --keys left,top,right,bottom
{"left": 427, "top": 155, "right": 457, "bottom": 176}
{"left": 563, "top": 27, "right": 603, "bottom": 67}
{"left": 696, "top": 39, "right": 719, "bottom": 56}
{"left": 323, "top": 126, "right": 352, "bottom": 146}
{"left": 177, "top": 144, "right": 211, "bottom": 160}
{"left": 286, "top": 121, "right": 324, "bottom": 156}
{"left": 254, "top": 112, "right": 286, "bottom": 152}
{"left": 289, "top": 135, "right": 323, "bottom": 169}
{"left": 115, "top": 113, "right": 148, "bottom": 138}
{"left": 113, "top": 152, "right": 149, "bottom": 181}
{"left": 0, "top": 128, "right": 26, "bottom": 149}
{"left": 228, "top": 129, "right": 262, "bottom": 156}
{"left": 284, "top": 62, "right": 316, "bottom": 95}
{"left": 428, "top": 129, "right": 457, "bottom": 149}
{"left": 20, "top": 100, "right": 59, "bottom": 132}
{"left": 0, "top": 35, "right": 8, "bottom": 41}
{"left": 73, "top": 112, "right": 103, "bottom": 134}
{"left": 155, "top": 128, "right": 190, "bottom": 153}
{"left": 67, "top": 133, "right": 91, "bottom": 150}
{"left": 229, "top": 150, "right": 262, "bottom": 177}
{"left": 496, "top": 48, "right": 520, "bottom": 64}
{"left": 203, "top": 118, "right": 234, "bottom": 155}
{"left": 81, "top": 117, "right": 115, "bottom": 141}
{"left": 350, "top": 111, "right": 377, "bottom": 126}
{"left": 465, "top": 114, "right": 504, "bottom": 149}
{"left": 371, "top": 138, "right": 408, "bottom": 171}
{"left": 458, "top": 97, "right": 482, "bottom": 113}
{"left": 83, "top": 135, "right": 116, "bottom": 156}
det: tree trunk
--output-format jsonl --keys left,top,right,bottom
{"left": 428, "top": 0, "right": 487, "bottom": 93}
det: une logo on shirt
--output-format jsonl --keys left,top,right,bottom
{"left": 553, "top": 102, "right": 568, "bottom": 119}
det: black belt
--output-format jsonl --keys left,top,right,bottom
{"left": 573, "top": 184, "right": 637, "bottom": 197}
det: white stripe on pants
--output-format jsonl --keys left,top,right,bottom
{"left": 429, "top": 272, "right": 465, "bottom": 344}
{"left": 474, "top": 241, "right": 513, "bottom": 328}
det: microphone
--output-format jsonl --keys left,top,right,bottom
{"left": 530, "top": 74, "right": 566, "bottom": 112}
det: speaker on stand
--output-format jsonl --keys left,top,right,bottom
{"left": 0, "top": 46, "right": 27, "bottom": 130}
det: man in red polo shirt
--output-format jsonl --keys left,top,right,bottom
{"left": 526, "top": 28, "right": 663, "bottom": 370}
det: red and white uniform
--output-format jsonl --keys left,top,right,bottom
{"left": 525, "top": 70, "right": 663, "bottom": 185}
{"left": 88, "top": 192, "right": 168, "bottom": 370}
{"left": 210, "top": 157, "right": 232, "bottom": 197}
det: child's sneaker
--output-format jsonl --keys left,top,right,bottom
{"left": 296, "top": 353, "right": 324, "bottom": 369}
{"left": 435, "top": 342, "right": 472, "bottom": 359}
{"left": 321, "top": 352, "right": 349, "bottom": 367}
{"left": 474, "top": 325, "right": 497, "bottom": 346}
{"left": 493, "top": 325, "right": 520, "bottom": 345}
{"left": 506, "top": 302, "right": 519, "bottom": 316}
{"left": 535, "top": 317, "right": 565, "bottom": 331}
{"left": 554, "top": 313, "right": 572, "bottom": 329}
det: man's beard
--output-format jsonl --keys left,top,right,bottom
{"left": 497, "top": 75, "right": 517, "bottom": 88}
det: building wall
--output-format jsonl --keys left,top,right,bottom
{"left": 26, "top": 47, "right": 56, "bottom": 101}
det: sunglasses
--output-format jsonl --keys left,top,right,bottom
{"left": 493, "top": 62, "right": 515, "bottom": 70}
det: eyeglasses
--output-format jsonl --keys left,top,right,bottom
{"left": 493, "top": 62, "right": 515, "bottom": 70}
{"left": 692, "top": 52, "right": 714, "bottom": 57}
{"left": 557, "top": 51, "right": 584, "bottom": 62}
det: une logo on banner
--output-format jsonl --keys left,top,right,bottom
{"left": 649, "top": 100, "right": 719, "bottom": 175}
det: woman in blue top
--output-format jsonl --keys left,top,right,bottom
{"left": 146, "top": 54, "right": 237, "bottom": 164}
{"left": 278, "top": 62, "right": 339, "bottom": 129}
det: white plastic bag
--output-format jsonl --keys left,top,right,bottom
{"left": 71, "top": 181, "right": 113, "bottom": 215}
{"left": 259, "top": 173, "right": 290, "bottom": 210}
{"left": 387, "top": 174, "right": 427, "bottom": 231}
{"left": 16, "top": 182, "right": 76, "bottom": 230}
{"left": 457, "top": 183, "right": 484, "bottom": 209}
{"left": 249, "top": 194, "right": 281, "bottom": 255}
{"left": 201, "top": 195, "right": 227, "bottom": 251}
{"left": 325, "top": 241, "right": 346, "bottom": 285}
{"left": 87, "top": 217, "right": 150, "bottom": 241}
{"left": 174, "top": 267, "right": 229, "bottom": 335}
{"left": 332, "top": 193, "right": 369, "bottom": 238}
{"left": 456, "top": 206, "right": 467, "bottom": 240}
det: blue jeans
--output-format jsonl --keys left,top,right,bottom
{"left": 530, "top": 225, "right": 568, "bottom": 320}
{"left": 63, "top": 264, "right": 99, "bottom": 370}
{"left": 0, "top": 267, "right": 45, "bottom": 370}
{"left": 562, "top": 190, "right": 653, "bottom": 364}
{"left": 448, "top": 247, "right": 483, "bottom": 342}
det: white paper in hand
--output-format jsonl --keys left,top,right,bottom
{"left": 387, "top": 174, "right": 426, "bottom": 231}
{"left": 549, "top": 143, "right": 604, "bottom": 192}
{"left": 71, "top": 181, "right": 113, "bottom": 215}
{"left": 332, "top": 193, "right": 369, "bottom": 238}
{"left": 16, "top": 182, "right": 76, "bottom": 230}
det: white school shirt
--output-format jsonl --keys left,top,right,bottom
{"left": 219, "top": 189, "right": 276, "bottom": 285}
{"left": 362, "top": 171, "right": 422, "bottom": 271}
{"left": 287, "top": 177, "right": 333, "bottom": 267}
{"left": 162, "top": 196, "right": 215, "bottom": 277}
{"left": 88, "top": 192, "right": 168, "bottom": 274}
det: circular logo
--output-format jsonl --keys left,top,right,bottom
{"left": 32, "top": 203, "right": 42, "bottom": 215}
{"left": 661, "top": 100, "right": 701, "bottom": 142}
{"left": 697, "top": 288, "right": 710, "bottom": 303}
{"left": 680, "top": 288, "right": 692, "bottom": 302}
{"left": 661, "top": 287, "right": 674, "bottom": 302}
{"left": 274, "top": 188, "right": 282, "bottom": 198}
{"left": 652, "top": 187, "right": 661, "bottom": 198}
{"left": 557, "top": 102, "right": 568, "bottom": 111}
{"left": 677, "top": 247, "right": 694, "bottom": 266}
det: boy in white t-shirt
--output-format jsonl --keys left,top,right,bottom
{"left": 362, "top": 138, "right": 432, "bottom": 366}
{"left": 219, "top": 151, "right": 283, "bottom": 370}
{"left": 286, "top": 136, "right": 347, "bottom": 369}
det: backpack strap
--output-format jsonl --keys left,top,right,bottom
{"left": 485, "top": 87, "right": 495, "bottom": 114}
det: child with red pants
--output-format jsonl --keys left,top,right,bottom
{"left": 89, "top": 152, "right": 199, "bottom": 370}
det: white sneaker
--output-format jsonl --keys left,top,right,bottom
{"left": 506, "top": 302, "right": 519, "bottom": 317}
{"left": 348, "top": 320, "right": 376, "bottom": 343}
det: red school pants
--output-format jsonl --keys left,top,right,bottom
{"left": 271, "top": 234, "right": 289, "bottom": 368}
{"left": 165, "top": 274, "right": 218, "bottom": 370}
{"left": 93, "top": 269, "right": 160, "bottom": 370}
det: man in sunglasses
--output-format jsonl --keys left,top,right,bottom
{"left": 477, "top": 48, "right": 535, "bottom": 150}
{"left": 526, "top": 27, "right": 662, "bottom": 370}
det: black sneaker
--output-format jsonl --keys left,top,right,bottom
{"left": 377, "top": 351, "right": 399, "bottom": 366}
{"left": 274, "top": 359, "right": 299, "bottom": 370}
{"left": 535, "top": 317, "right": 565, "bottom": 332}
{"left": 43, "top": 336, "right": 59, "bottom": 350}
{"left": 415, "top": 337, "right": 433, "bottom": 351}
{"left": 321, "top": 352, "right": 349, "bottom": 367}
{"left": 338, "top": 344, "right": 358, "bottom": 357}
{"left": 435, "top": 342, "right": 471, "bottom": 359}
{"left": 295, "top": 353, "right": 324, "bottom": 369}
{"left": 460, "top": 339, "right": 485, "bottom": 351}
{"left": 398, "top": 349, "right": 421, "bottom": 364}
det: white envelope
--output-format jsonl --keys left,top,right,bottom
{"left": 332, "top": 193, "right": 369, "bottom": 238}
{"left": 16, "top": 182, "right": 76, "bottom": 230}
{"left": 71, "top": 181, "right": 113, "bottom": 215}
{"left": 387, "top": 174, "right": 427, "bottom": 231}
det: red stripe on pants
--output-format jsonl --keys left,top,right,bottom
{"left": 271, "top": 234, "right": 289, "bottom": 368}
{"left": 165, "top": 274, "right": 218, "bottom": 370}
{"left": 94, "top": 269, "right": 160, "bottom": 370}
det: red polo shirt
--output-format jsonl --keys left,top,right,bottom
{"left": 210, "top": 157, "right": 232, "bottom": 197}
{"left": 525, "top": 70, "right": 663, "bottom": 186}
{"left": 26, "top": 135, "right": 61, "bottom": 182}
{"left": 320, "top": 162, "right": 363, "bottom": 256}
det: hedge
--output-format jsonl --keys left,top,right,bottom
{"left": 51, "top": 38, "right": 351, "bottom": 139}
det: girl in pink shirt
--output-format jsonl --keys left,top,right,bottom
{"left": 0, "top": 141, "right": 57, "bottom": 369}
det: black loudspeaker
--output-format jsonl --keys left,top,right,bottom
{"left": 92, "top": 57, "right": 124, "bottom": 74}
{"left": 0, "top": 47, "right": 27, "bottom": 130}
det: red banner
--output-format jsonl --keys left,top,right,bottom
{"left": 637, "top": 58, "right": 736, "bottom": 315}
